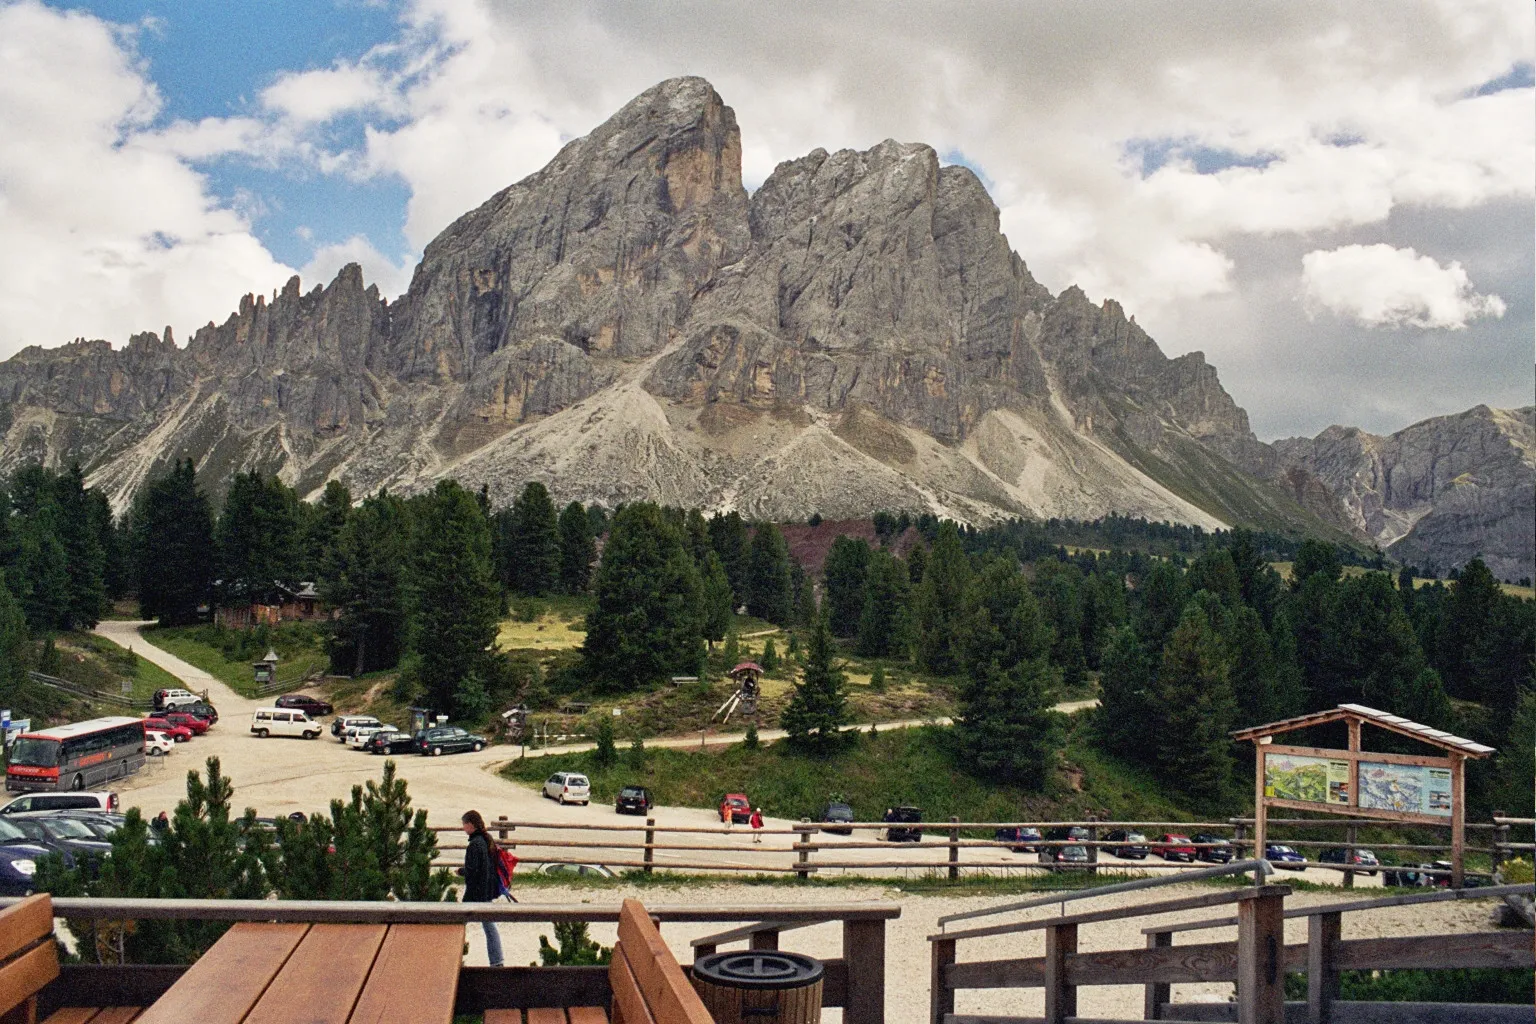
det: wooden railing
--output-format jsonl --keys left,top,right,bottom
{"left": 2, "top": 896, "right": 899, "bottom": 1023}
{"left": 423, "top": 817, "right": 1502, "bottom": 886}
{"left": 925, "top": 865, "right": 1534, "bottom": 1024}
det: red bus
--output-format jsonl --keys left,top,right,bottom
{"left": 6, "top": 717, "right": 146, "bottom": 793}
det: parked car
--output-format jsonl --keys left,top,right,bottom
{"left": 275, "top": 694, "right": 334, "bottom": 717}
{"left": 332, "top": 715, "right": 383, "bottom": 739}
{"left": 152, "top": 688, "right": 201, "bottom": 711}
{"left": 51, "top": 810, "right": 126, "bottom": 839}
{"left": 349, "top": 724, "right": 396, "bottom": 750}
{"left": 250, "top": 708, "right": 322, "bottom": 740}
{"left": 0, "top": 792, "right": 118, "bottom": 815}
{"left": 364, "top": 730, "right": 419, "bottom": 755}
{"left": 1193, "top": 833, "right": 1234, "bottom": 864}
{"left": 144, "top": 730, "right": 176, "bottom": 756}
{"left": 543, "top": 772, "right": 591, "bottom": 805}
{"left": 1152, "top": 834, "right": 1197, "bottom": 862}
{"left": 1265, "top": 844, "right": 1307, "bottom": 870}
{"left": 994, "top": 826, "right": 1043, "bottom": 853}
{"left": 1039, "top": 843, "right": 1092, "bottom": 871}
{"left": 160, "top": 711, "right": 210, "bottom": 735}
{"left": 1318, "top": 847, "right": 1378, "bottom": 875}
{"left": 719, "top": 793, "right": 751, "bottom": 825}
{"left": 1104, "top": 830, "right": 1149, "bottom": 859}
{"left": 821, "top": 802, "right": 854, "bottom": 836}
{"left": 881, "top": 806, "right": 923, "bottom": 843}
{"left": 142, "top": 717, "right": 193, "bottom": 742}
{"left": 415, "top": 726, "right": 485, "bottom": 757}
{"left": 615, "top": 786, "right": 652, "bottom": 816}
{"left": 7, "top": 813, "right": 113, "bottom": 872}
{"left": 535, "top": 862, "right": 617, "bottom": 880}
{"left": 0, "top": 818, "right": 65, "bottom": 895}
{"left": 174, "top": 702, "right": 219, "bottom": 725}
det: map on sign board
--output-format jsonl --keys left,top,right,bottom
{"left": 1358, "top": 762, "right": 1452, "bottom": 817}
{"left": 1264, "top": 753, "right": 1350, "bottom": 806}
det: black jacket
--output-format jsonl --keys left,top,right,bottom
{"left": 463, "top": 831, "right": 497, "bottom": 902}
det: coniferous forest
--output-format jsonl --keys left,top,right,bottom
{"left": 0, "top": 460, "right": 1529, "bottom": 820}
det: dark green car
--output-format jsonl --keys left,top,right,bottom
{"left": 414, "top": 726, "right": 486, "bottom": 756}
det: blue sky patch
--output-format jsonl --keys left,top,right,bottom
{"left": 1469, "top": 62, "right": 1534, "bottom": 98}
{"left": 1123, "top": 137, "right": 1277, "bottom": 177}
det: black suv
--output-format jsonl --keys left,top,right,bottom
{"left": 176, "top": 702, "right": 219, "bottom": 725}
{"left": 821, "top": 802, "right": 854, "bottom": 836}
{"left": 881, "top": 806, "right": 923, "bottom": 843}
{"left": 415, "top": 726, "right": 486, "bottom": 756}
{"left": 615, "top": 786, "right": 652, "bottom": 815}
{"left": 994, "top": 826, "right": 1042, "bottom": 853}
{"left": 1193, "top": 833, "right": 1234, "bottom": 863}
{"left": 365, "top": 730, "right": 418, "bottom": 755}
{"left": 275, "top": 694, "right": 334, "bottom": 717}
{"left": 1104, "top": 830, "right": 1149, "bottom": 859}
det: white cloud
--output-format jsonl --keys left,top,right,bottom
{"left": 261, "top": 65, "right": 395, "bottom": 125}
{"left": 0, "top": 1, "right": 295, "bottom": 354}
{"left": 1300, "top": 244, "right": 1507, "bottom": 329}
{"left": 298, "top": 235, "right": 415, "bottom": 299}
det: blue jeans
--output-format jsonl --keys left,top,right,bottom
{"left": 480, "top": 919, "right": 503, "bottom": 967}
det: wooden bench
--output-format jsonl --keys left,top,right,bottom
{"left": 486, "top": 899, "right": 713, "bottom": 1024}
{"left": 0, "top": 893, "right": 75, "bottom": 1024}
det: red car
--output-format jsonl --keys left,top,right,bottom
{"left": 719, "top": 793, "right": 750, "bottom": 824}
{"left": 142, "top": 718, "right": 193, "bottom": 742}
{"left": 1152, "top": 834, "right": 1197, "bottom": 862}
{"left": 161, "top": 711, "right": 210, "bottom": 735}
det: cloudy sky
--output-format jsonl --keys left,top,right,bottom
{"left": 1, "top": 0, "right": 1530, "bottom": 439}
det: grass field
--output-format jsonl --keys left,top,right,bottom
{"left": 1270, "top": 562, "right": 1534, "bottom": 599}
{"left": 54, "top": 632, "right": 182, "bottom": 702}
{"left": 140, "top": 624, "right": 330, "bottom": 697}
{"left": 497, "top": 596, "right": 589, "bottom": 652}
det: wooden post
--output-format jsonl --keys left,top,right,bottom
{"left": 1144, "top": 931, "right": 1171, "bottom": 1020}
{"left": 1254, "top": 738, "right": 1271, "bottom": 883}
{"left": 929, "top": 936, "right": 956, "bottom": 1024}
{"left": 795, "top": 825, "right": 813, "bottom": 880}
{"left": 1342, "top": 823, "right": 1357, "bottom": 889}
{"left": 1233, "top": 818, "right": 1248, "bottom": 857}
{"left": 749, "top": 927, "right": 779, "bottom": 950}
{"left": 1086, "top": 818, "right": 1099, "bottom": 877}
{"left": 643, "top": 818, "right": 655, "bottom": 875}
{"left": 1450, "top": 753, "right": 1466, "bottom": 888}
{"left": 1237, "top": 888, "right": 1286, "bottom": 1024}
{"left": 843, "top": 918, "right": 886, "bottom": 1024}
{"left": 948, "top": 816, "right": 960, "bottom": 881}
{"left": 1492, "top": 811, "right": 1508, "bottom": 877}
{"left": 1306, "top": 911, "right": 1340, "bottom": 1024}
{"left": 1044, "top": 922, "right": 1078, "bottom": 1024}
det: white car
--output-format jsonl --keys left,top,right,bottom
{"left": 333, "top": 715, "right": 382, "bottom": 741}
{"left": 145, "top": 730, "right": 175, "bottom": 756}
{"left": 542, "top": 772, "right": 591, "bottom": 805}
{"left": 348, "top": 724, "right": 396, "bottom": 750}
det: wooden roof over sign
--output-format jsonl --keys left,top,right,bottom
{"left": 1230, "top": 702, "right": 1495, "bottom": 758}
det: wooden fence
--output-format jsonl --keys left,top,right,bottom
{"left": 926, "top": 864, "right": 1534, "bottom": 1024}
{"left": 424, "top": 816, "right": 1510, "bottom": 886}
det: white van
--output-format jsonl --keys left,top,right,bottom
{"left": 250, "top": 708, "right": 321, "bottom": 740}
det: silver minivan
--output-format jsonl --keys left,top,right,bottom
{"left": 542, "top": 772, "right": 591, "bottom": 805}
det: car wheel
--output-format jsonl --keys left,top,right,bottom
{"left": 72, "top": 774, "right": 85, "bottom": 791}
{"left": 472, "top": 742, "right": 483, "bottom": 752}
{"left": 257, "top": 729, "right": 269, "bottom": 738}
{"left": 305, "top": 731, "right": 318, "bottom": 740}
{"left": 558, "top": 794, "right": 566, "bottom": 805}
{"left": 430, "top": 746, "right": 442, "bottom": 757}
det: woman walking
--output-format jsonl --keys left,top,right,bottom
{"left": 459, "top": 810, "right": 503, "bottom": 967}
{"left": 749, "top": 807, "right": 764, "bottom": 843}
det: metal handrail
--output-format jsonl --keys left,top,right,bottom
{"left": 935, "top": 858, "right": 1272, "bottom": 930}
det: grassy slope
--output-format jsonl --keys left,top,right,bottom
{"left": 55, "top": 632, "right": 182, "bottom": 702}
{"left": 140, "top": 624, "right": 329, "bottom": 697}
{"left": 1272, "top": 562, "right": 1535, "bottom": 599}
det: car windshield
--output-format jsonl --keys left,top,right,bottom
{"left": 73, "top": 820, "right": 118, "bottom": 838}
{"left": 569, "top": 776, "right": 589, "bottom": 786}
{"left": 621, "top": 788, "right": 644, "bottom": 797}
{"left": 1272, "top": 846, "right": 1297, "bottom": 854}
{"left": 7, "top": 738, "right": 59, "bottom": 768}
{"left": 41, "top": 819, "right": 96, "bottom": 839}
{"left": 1127, "top": 833, "right": 1146, "bottom": 843}
{"left": 0, "top": 820, "right": 30, "bottom": 842}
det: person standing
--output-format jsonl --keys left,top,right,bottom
{"left": 459, "top": 810, "right": 503, "bottom": 967}
{"left": 749, "top": 807, "right": 764, "bottom": 843}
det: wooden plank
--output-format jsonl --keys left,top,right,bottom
{"left": 0, "top": 944, "right": 60, "bottom": 1021}
{"left": 245, "top": 924, "right": 386, "bottom": 1024}
{"left": 843, "top": 918, "right": 885, "bottom": 1024}
{"left": 1065, "top": 942, "right": 1243, "bottom": 986}
{"left": 567, "top": 1009, "right": 608, "bottom": 1024}
{"left": 134, "top": 923, "right": 308, "bottom": 1024}
{"left": 1144, "top": 882, "right": 1536, "bottom": 934}
{"left": 41, "top": 1011, "right": 99, "bottom": 1024}
{"left": 928, "top": 889, "right": 1269, "bottom": 942}
{"left": 1331, "top": 931, "right": 1534, "bottom": 971}
{"left": 528, "top": 1010, "right": 568, "bottom": 1024}
{"left": 608, "top": 945, "right": 655, "bottom": 1024}
{"left": 453, "top": 967, "right": 609, "bottom": 1013}
{"left": 1236, "top": 889, "right": 1284, "bottom": 1024}
{"left": 1267, "top": 744, "right": 1452, "bottom": 769}
{"left": 930, "top": 937, "right": 956, "bottom": 1024}
{"left": 1144, "top": 931, "right": 1171, "bottom": 1021}
{"left": 945, "top": 956, "right": 1046, "bottom": 990}
{"left": 480, "top": 1012, "right": 518, "bottom": 1024}
{"left": 1043, "top": 923, "right": 1075, "bottom": 1024}
{"left": 1262, "top": 798, "right": 1447, "bottom": 825}
{"left": 79, "top": 1011, "right": 137, "bottom": 1024}
{"left": 1449, "top": 753, "right": 1465, "bottom": 888}
{"left": 348, "top": 924, "right": 461, "bottom": 1024}
{"left": 1305, "top": 913, "right": 1338, "bottom": 1024}
{"left": 615, "top": 901, "right": 711, "bottom": 1024}
{"left": 0, "top": 897, "right": 52, "bottom": 960}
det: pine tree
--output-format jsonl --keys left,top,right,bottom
{"left": 87, "top": 489, "right": 130, "bottom": 603}
{"left": 708, "top": 512, "right": 751, "bottom": 607}
{"left": 1032, "top": 559, "right": 1086, "bottom": 689}
{"left": 301, "top": 480, "right": 352, "bottom": 580}
{"left": 856, "top": 549, "right": 912, "bottom": 657}
{"left": 914, "top": 523, "right": 970, "bottom": 675}
{"left": 822, "top": 536, "right": 871, "bottom": 637}
{"left": 721, "top": 619, "right": 740, "bottom": 667}
{"left": 319, "top": 491, "right": 409, "bottom": 675}
{"left": 510, "top": 482, "right": 560, "bottom": 596}
{"left": 761, "top": 637, "right": 779, "bottom": 673}
{"left": 582, "top": 503, "right": 703, "bottom": 690}
{"left": 594, "top": 717, "right": 617, "bottom": 769}
{"left": 12, "top": 505, "right": 69, "bottom": 632}
{"left": 1135, "top": 560, "right": 1189, "bottom": 649}
{"left": 1097, "top": 625, "right": 1156, "bottom": 765}
{"left": 780, "top": 614, "right": 847, "bottom": 750}
{"left": 792, "top": 558, "right": 817, "bottom": 627}
{"left": 407, "top": 481, "right": 500, "bottom": 712}
{"left": 0, "top": 580, "right": 30, "bottom": 704}
{"left": 906, "top": 543, "right": 927, "bottom": 586}
{"left": 558, "top": 501, "right": 595, "bottom": 594}
{"left": 1434, "top": 558, "right": 1502, "bottom": 699}
{"left": 52, "top": 464, "right": 105, "bottom": 628}
{"left": 215, "top": 471, "right": 302, "bottom": 608}
{"left": 699, "top": 551, "right": 734, "bottom": 647}
{"left": 133, "top": 460, "right": 214, "bottom": 626}
{"left": 1290, "top": 539, "right": 1342, "bottom": 591}
{"left": 745, "top": 523, "right": 793, "bottom": 625}
{"left": 1155, "top": 605, "right": 1236, "bottom": 801}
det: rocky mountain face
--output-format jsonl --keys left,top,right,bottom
{"left": 0, "top": 76, "right": 1525, "bottom": 579}
{"left": 1269, "top": 406, "right": 1535, "bottom": 581}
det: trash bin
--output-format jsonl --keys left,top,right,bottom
{"left": 691, "top": 949, "right": 824, "bottom": 1023}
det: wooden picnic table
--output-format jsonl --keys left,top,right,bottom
{"left": 129, "top": 920, "right": 464, "bottom": 1024}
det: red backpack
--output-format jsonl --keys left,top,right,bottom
{"left": 493, "top": 845, "right": 519, "bottom": 902}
